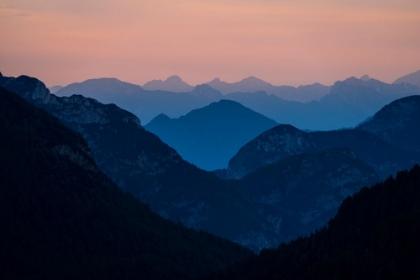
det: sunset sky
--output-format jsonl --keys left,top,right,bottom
{"left": 1, "top": 0, "right": 420, "bottom": 87}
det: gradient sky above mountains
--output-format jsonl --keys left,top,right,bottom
{"left": 1, "top": 0, "right": 419, "bottom": 87}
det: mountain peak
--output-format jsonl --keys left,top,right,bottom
{"left": 393, "top": 69, "right": 420, "bottom": 86}
{"left": 240, "top": 76, "right": 271, "bottom": 86}
{"left": 165, "top": 75, "right": 183, "bottom": 83}
{"left": 143, "top": 75, "right": 193, "bottom": 92}
{"left": 191, "top": 84, "right": 222, "bottom": 99}
{"left": 0, "top": 71, "right": 3, "bottom": 78}
{"left": 360, "top": 75, "right": 370, "bottom": 81}
{"left": 208, "top": 77, "right": 221, "bottom": 84}
{"left": 146, "top": 99, "right": 277, "bottom": 170}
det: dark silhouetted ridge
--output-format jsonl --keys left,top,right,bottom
{"left": 212, "top": 164, "right": 420, "bottom": 280}
{"left": 0, "top": 85, "right": 253, "bottom": 279}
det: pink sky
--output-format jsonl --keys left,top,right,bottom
{"left": 1, "top": 0, "right": 420, "bottom": 87}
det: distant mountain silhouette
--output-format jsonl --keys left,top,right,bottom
{"left": 0, "top": 85, "right": 252, "bottom": 279}
{"left": 224, "top": 77, "right": 420, "bottom": 130}
{"left": 207, "top": 76, "right": 331, "bottom": 102}
{"left": 191, "top": 84, "right": 223, "bottom": 99}
{"left": 56, "top": 77, "right": 144, "bottom": 99}
{"left": 143, "top": 75, "right": 194, "bottom": 92}
{"left": 54, "top": 76, "right": 420, "bottom": 131}
{"left": 56, "top": 78, "right": 214, "bottom": 124}
{"left": 145, "top": 100, "right": 278, "bottom": 170}
{"left": 360, "top": 74, "right": 370, "bottom": 81}
{"left": 358, "top": 95, "right": 420, "bottom": 152}
{"left": 0, "top": 74, "right": 280, "bottom": 251}
{"left": 393, "top": 69, "right": 420, "bottom": 86}
{"left": 226, "top": 123, "right": 420, "bottom": 179}
{"left": 48, "top": 85, "right": 63, "bottom": 93}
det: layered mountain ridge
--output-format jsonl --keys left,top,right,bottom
{"left": 56, "top": 75, "right": 420, "bottom": 130}
{"left": 226, "top": 124, "right": 420, "bottom": 179}
{"left": 0, "top": 74, "right": 278, "bottom": 250}
{"left": 2, "top": 73, "right": 394, "bottom": 251}
{"left": 0, "top": 85, "right": 252, "bottom": 279}
{"left": 143, "top": 75, "right": 194, "bottom": 92}
{"left": 358, "top": 95, "right": 420, "bottom": 152}
{"left": 212, "top": 164, "right": 420, "bottom": 280}
{"left": 145, "top": 99, "right": 278, "bottom": 170}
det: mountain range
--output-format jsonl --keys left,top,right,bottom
{"left": 3, "top": 71, "right": 420, "bottom": 252}
{"left": 0, "top": 73, "right": 277, "bottom": 250}
{"left": 0, "top": 84, "right": 252, "bottom": 279}
{"left": 143, "top": 75, "right": 194, "bottom": 92}
{"left": 56, "top": 78, "right": 210, "bottom": 124}
{"left": 224, "top": 77, "right": 420, "bottom": 130}
{"left": 145, "top": 100, "right": 278, "bottom": 170}
{"left": 206, "top": 76, "right": 331, "bottom": 102}
{"left": 2, "top": 69, "right": 420, "bottom": 277}
{"left": 225, "top": 124, "right": 420, "bottom": 180}
{"left": 141, "top": 75, "right": 331, "bottom": 102}
{"left": 212, "top": 164, "right": 420, "bottom": 280}
{"left": 56, "top": 74, "right": 420, "bottom": 131}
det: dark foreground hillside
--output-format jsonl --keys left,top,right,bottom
{"left": 210, "top": 164, "right": 420, "bottom": 280}
{"left": 0, "top": 86, "right": 252, "bottom": 280}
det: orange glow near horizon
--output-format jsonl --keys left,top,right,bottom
{"left": 1, "top": 0, "right": 420, "bottom": 87}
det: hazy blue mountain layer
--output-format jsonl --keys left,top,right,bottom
{"left": 226, "top": 123, "right": 420, "bottom": 179}
{"left": 143, "top": 75, "right": 194, "bottom": 92}
{"left": 48, "top": 85, "right": 63, "bottom": 93}
{"left": 224, "top": 77, "right": 420, "bottom": 130}
{"left": 56, "top": 78, "right": 214, "bottom": 124}
{"left": 1, "top": 73, "right": 386, "bottom": 251}
{"left": 206, "top": 76, "right": 331, "bottom": 102}
{"left": 358, "top": 95, "right": 420, "bottom": 152}
{"left": 145, "top": 100, "right": 278, "bottom": 170}
{"left": 56, "top": 75, "right": 420, "bottom": 131}
{"left": 393, "top": 69, "right": 420, "bottom": 86}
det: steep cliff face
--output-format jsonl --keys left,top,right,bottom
{"left": 357, "top": 95, "right": 420, "bottom": 152}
